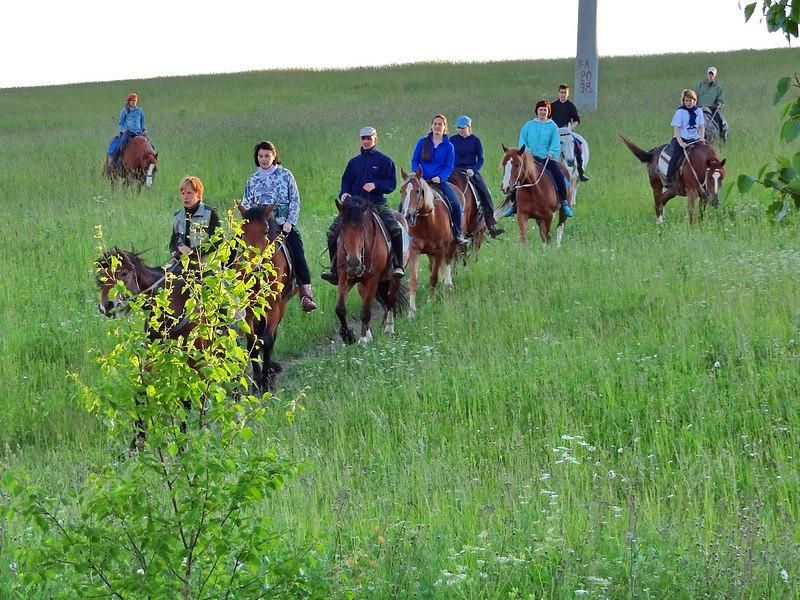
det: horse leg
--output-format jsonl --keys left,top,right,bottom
{"left": 429, "top": 254, "right": 441, "bottom": 295}
{"left": 442, "top": 259, "right": 454, "bottom": 292}
{"left": 548, "top": 211, "right": 567, "bottom": 248}
{"left": 408, "top": 250, "right": 420, "bottom": 319}
{"left": 336, "top": 285, "right": 356, "bottom": 344}
{"left": 357, "top": 280, "right": 377, "bottom": 346}
{"left": 262, "top": 306, "right": 284, "bottom": 391}
{"left": 654, "top": 185, "right": 676, "bottom": 225}
{"left": 687, "top": 190, "right": 698, "bottom": 224}
{"left": 383, "top": 280, "right": 397, "bottom": 335}
{"left": 517, "top": 212, "right": 528, "bottom": 244}
{"left": 537, "top": 217, "right": 550, "bottom": 245}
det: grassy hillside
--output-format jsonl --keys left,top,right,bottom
{"left": 1, "top": 48, "right": 799, "bottom": 597}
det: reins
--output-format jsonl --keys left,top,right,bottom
{"left": 682, "top": 141, "right": 709, "bottom": 197}
{"left": 510, "top": 156, "right": 549, "bottom": 191}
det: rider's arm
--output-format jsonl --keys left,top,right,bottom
{"left": 374, "top": 157, "right": 397, "bottom": 195}
{"left": 118, "top": 108, "right": 126, "bottom": 132}
{"left": 474, "top": 137, "right": 485, "bottom": 172}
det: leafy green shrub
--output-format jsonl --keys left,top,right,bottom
{"left": 2, "top": 225, "right": 330, "bottom": 598}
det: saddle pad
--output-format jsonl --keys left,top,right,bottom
{"left": 657, "top": 148, "right": 672, "bottom": 180}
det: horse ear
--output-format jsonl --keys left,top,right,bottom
{"left": 502, "top": 143, "right": 509, "bottom": 152}
{"left": 518, "top": 145, "right": 526, "bottom": 155}
{"left": 719, "top": 158, "right": 726, "bottom": 167}
{"left": 236, "top": 202, "right": 246, "bottom": 216}
{"left": 415, "top": 166, "right": 423, "bottom": 179}
{"left": 335, "top": 197, "right": 343, "bottom": 212}
{"left": 401, "top": 167, "right": 408, "bottom": 179}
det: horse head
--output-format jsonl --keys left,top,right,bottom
{"left": 238, "top": 203, "right": 278, "bottom": 250}
{"left": 500, "top": 144, "right": 529, "bottom": 193}
{"left": 400, "top": 167, "right": 435, "bottom": 226}
{"left": 689, "top": 144, "right": 727, "bottom": 208}
{"left": 337, "top": 195, "right": 373, "bottom": 278}
{"left": 558, "top": 126, "right": 575, "bottom": 166}
{"left": 95, "top": 247, "right": 144, "bottom": 316}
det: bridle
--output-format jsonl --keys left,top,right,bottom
{"left": 682, "top": 142, "right": 724, "bottom": 199}
{"left": 504, "top": 153, "right": 548, "bottom": 192}
{"left": 401, "top": 177, "right": 435, "bottom": 224}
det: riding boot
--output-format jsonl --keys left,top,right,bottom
{"left": 300, "top": 284, "right": 317, "bottom": 312}
{"left": 560, "top": 199, "right": 574, "bottom": 218}
{"left": 577, "top": 161, "right": 590, "bottom": 182}
{"left": 320, "top": 236, "right": 338, "bottom": 285}
{"left": 484, "top": 212, "right": 505, "bottom": 238}
{"left": 452, "top": 219, "right": 469, "bottom": 246}
{"left": 390, "top": 231, "right": 405, "bottom": 278}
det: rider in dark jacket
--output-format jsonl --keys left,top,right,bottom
{"left": 321, "top": 126, "right": 404, "bottom": 284}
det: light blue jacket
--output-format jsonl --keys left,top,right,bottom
{"left": 518, "top": 118, "right": 560, "bottom": 160}
{"left": 118, "top": 106, "right": 146, "bottom": 134}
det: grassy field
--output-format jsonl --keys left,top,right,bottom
{"left": 1, "top": 48, "right": 799, "bottom": 597}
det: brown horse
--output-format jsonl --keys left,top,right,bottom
{"left": 96, "top": 247, "right": 192, "bottom": 448}
{"left": 104, "top": 135, "right": 158, "bottom": 189}
{"left": 334, "top": 195, "right": 408, "bottom": 345}
{"left": 400, "top": 168, "right": 461, "bottom": 318}
{"left": 96, "top": 247, "right": 189, "bottom": 338}
{"left": 619, "top": 135, "right": 727, "bottom": 224}
{"left": 449, "top": 170, "right": 486, "bottom": 260}
{"left": 237, "top": 203, "right": 295, "bottom": 391}
{"left": 497, "top": 145, "right": 567, "bottom": 246}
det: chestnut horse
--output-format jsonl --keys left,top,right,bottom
{"left": 237, "top": 203, "right": 295, "bottom": 391}
{"left": 334, "top": 195, "right": 408, "bottom": 345}
{"left": 400, "top": 169, "right": 462, "bottom": 318}
{"left": 619, "top": 135, "right": 726, "bottom": 224}
{"left": 449, "top": 170, "right": 486, "bottom": 260}
{"left": 497, "top": 145, "right": 567, "bottom": 246}
{"left": 104, "top": 135, "right": 158, "bottom": 189}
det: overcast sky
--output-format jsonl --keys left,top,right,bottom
{"left": 1, "top": 0, "right": 792, "bottom": 89}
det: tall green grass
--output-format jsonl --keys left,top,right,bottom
{"left": 1, "top": 48, "right": 798, "bottom": 597}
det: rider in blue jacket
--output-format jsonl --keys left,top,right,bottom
{"left": 108, "top": 93, "right": 147, "bottom": 168}
{"left": 411, "top": 114, "right": 469, "bottom": 245}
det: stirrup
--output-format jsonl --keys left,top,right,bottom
{"left": 392, "top": 266, "right": 405, "bottom": 278}
{"left": 455, "top": 234, "right": 470, "bottom": 246}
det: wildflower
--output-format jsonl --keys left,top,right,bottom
{"left": 780, "top": 569, "right": 789, "bottom": 582}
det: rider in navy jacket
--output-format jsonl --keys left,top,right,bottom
{"left": 450, "top": 115, "right": 504, "bottom": 237}
{"left": 322, "top": 126, "right": 405, "bottom": 284}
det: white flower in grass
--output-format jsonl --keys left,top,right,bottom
{"left": 780, "top": 569, "right": 789, "bottom": 582}
{"left": 136, "top": 568, "right": 145, "bottom": 575}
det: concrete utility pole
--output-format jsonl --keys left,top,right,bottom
{"left": 574, "top": 0, "right": 598, "bottom": 111}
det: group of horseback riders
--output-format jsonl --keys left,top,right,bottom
{"left": 108, "top": 66, "right": 726, "bottom": 314}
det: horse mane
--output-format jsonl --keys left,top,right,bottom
{"left": 95, "top": 247, "right": 146, "bottom": 285}
{"left": 518, "top": 151, "right": 539, "bottom": 182}
{"left": 241, "top": 204, "right": 273, "bottom": 223}
{"left": 341, "top": 195, "right": 371, "bottom": 225}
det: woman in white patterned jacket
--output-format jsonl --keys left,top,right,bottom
{"left": 241, "top": 140, "right": 317, "bottom": 312}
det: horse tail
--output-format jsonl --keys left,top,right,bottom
{"left": 377, "top": 280, "right": 409, "bottom": 316}
{"left": 619, "top": 134, "right": 655, "bottom": 163}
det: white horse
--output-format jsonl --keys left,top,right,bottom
{"left": 558, "top": 125, "right": 590, "bottom": 207}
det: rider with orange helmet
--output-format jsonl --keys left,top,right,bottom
{"left": 108, "top": 93, "right": 148, "bottom": 168}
